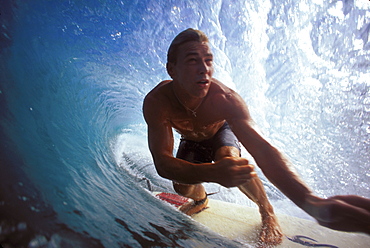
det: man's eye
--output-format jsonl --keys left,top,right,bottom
{"left": 206, "top": 59, "right": 213, "bottom": 64}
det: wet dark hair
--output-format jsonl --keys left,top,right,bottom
{"left": 167, "top": 28, "right": 209, "bottom": 64}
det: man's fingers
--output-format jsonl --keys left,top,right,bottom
{"left": 217, "top": 157, "right": 258, "bottom": 187}
{"left": 235, "top": 171, "right": 257, "bottom": 183}
{"left": 318, "top": 201, "right": 370, "bottom": 234}
{"left": 250, "top": 171, "right": 258, "bottom": 178}
{"left": 229, "top": 174, "right": 257, "bottom": 187}
{"left": 335, "top": 200, "right": 370, "bottom": 223}
{"left": 232, "top": 157, "right": 250, "bottom": 165}
{"left": 234, "top": 158, "right": 256, "bottom": 177}
{"left": 237, "top": 164, "right": 255, "bottom": 174}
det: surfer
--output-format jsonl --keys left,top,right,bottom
{"left": 143, "top": 28, "right": 370, "bottom": 244}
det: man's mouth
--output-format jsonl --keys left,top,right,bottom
{"left": 197, "top": 80, "right": 209, "bottom": 85}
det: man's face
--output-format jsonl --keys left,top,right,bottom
{"left": 168, "top": 41, "right": 214, "bottom": 98}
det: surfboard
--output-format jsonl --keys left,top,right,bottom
{"left": 155, "top": 192, "right": 370, "bottom": 248}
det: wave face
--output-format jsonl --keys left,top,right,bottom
{"left": 0, "top": 0, "right": 369, "bottom": 247}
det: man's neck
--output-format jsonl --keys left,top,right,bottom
{"left": 172, "top": 81, "right": 205, "bottom": 113}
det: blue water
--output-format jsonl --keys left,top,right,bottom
{"left": 0, "top": 0, "right": 369, "bottom": 247}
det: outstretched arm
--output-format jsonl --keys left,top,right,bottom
{"left": 225, "top": 92, "right": 370, "bottom": 234}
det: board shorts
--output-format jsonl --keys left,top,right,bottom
{"left": 176, "top": 122, "right": 241, "bottom": 163}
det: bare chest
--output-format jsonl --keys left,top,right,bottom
{"left": 169, "top": 116, "right": 225, "bottom": 141}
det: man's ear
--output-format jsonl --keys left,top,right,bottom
{"left": 166, "top": 62, "right": 176, "bottom": 79}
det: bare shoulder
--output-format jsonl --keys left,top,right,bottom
{"left": 145, "top": 80, "right": 172, "bottom": 98}
{"left": 207, "top": 78, "right": 253, "bottom": 126}
{"left": 143, "top": 80, "right": 172, "bottom": 120}
{"left": 144, "top": 80, "right": 172, "bottom": 106}
{"left": 210, "top": 78, "right": 246, "bottom": 108}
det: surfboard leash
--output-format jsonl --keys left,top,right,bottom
{"left": 194, "top": 190, "right": 220, "bottom": 205}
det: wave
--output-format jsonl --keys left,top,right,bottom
{"left": 0, "top": 0, "right": 369, "bottom": 247}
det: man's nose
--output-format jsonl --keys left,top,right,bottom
{"left": 198, "top": 61, "right": 209, "bottom": 74}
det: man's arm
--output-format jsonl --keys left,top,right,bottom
{"left": 143, "top": 92, "right": 255, "bottom": 187}
{"left": 224, "top": 92, "right": 370, "bottom": 234}
{"left": 211, "top": 89, "right": 311, "bottom": 205}
{"left": 230, "top": 117, "right": 313, "bottom": 207}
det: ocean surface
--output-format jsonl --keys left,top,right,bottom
{"left": 0, "top": 0, "right": 369, "bottom": 247}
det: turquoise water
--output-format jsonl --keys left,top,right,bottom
{"left": 0, "top": 0, "right": 369, "bottom": 247}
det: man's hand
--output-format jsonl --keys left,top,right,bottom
{"left": 213, "top": 157, "right": 257, "bottom": 188}
{"left": 304, "top": 195, "right": 370, "bottom": 235}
